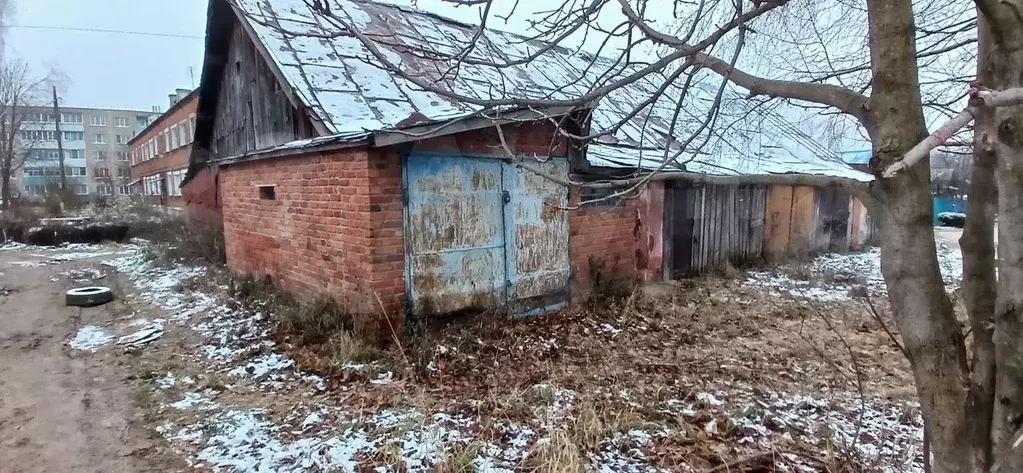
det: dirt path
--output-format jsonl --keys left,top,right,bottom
{"left": 0, "top": 248, "right": 172, "bottom": 473}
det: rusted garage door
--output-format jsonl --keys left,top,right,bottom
{"left": 405, "top": 156, "right": 506, "bottom": 316}
{"left": 503, "top": 160, "right": 570, "bottom": 315}
{"left": 404, "top": 155, "right": 570, "bottom": 317}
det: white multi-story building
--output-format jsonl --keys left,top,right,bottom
{"left": 16, "top": 107, "right": 163, "bottom": 200}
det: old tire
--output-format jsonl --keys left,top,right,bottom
{"left": 65, "top": 286, "right": 114, "bottom": 307}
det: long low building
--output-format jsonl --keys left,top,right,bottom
{"left": 183, "top": 0, "right": 874, "bottom": 333}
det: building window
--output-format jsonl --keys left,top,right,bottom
{"left": 115, "top": 134, "right": 127, "bottom": 144}
{"left": 136, "top": 116, "right": 150, "bottom": 128}
{"left": 67, "top": 149, "right": 84, "bottom": 159}
{"left": 95, "top": 168, "right": 110, "bottom": 178}
{"left": 115, "top": 117, "right": 129, "bottom": 127}
{"left": 167, "top": 169, "right": 187, "bottom": 196}
{"left": 94, "top": 150, "right": 107, "bottom": 160}
{"left": 117, "top": 150, "right": 129, "bottom": 161}
{"left": 73, "top": 184, "right": 88, "bottom": 195}
{"left": 93, "top": 133, "right": 106, "bottom": 144}
{"left": 24, "top": 185, "right": 46, "bottom": 195}
{"left": 24, "top": 149, "right": 60, "bottom": 160}
{"left": 258, "top": 185, "right": 276, "bottom": 200}
{"left": 117, "top": 167, "right": 130, "bottom": 178}
{"left": 21, "top": 130, "right": 56, "bottom": 141}
{"left": 61, "top": 112, "right": 83, "bottom": 124}
{"left": 24, "top": 113, "right": 53, "bottom": 123}
{"left": 96, "top": 184, "right": 113, "bottom": 196}
{"left": 89, "top": 116, "right": 106, "bottom": 126}
{"left": 170, "top": 125, "right": 180, "bottom": 149}
{"left": 63, "top": 131, "right": 83, "bottom": 141}
{"left": 163, "top": 130, "right": 170, "bottom": 152}
{"left": 23, "top": 166, "right": 86, "bottom": 177}
{"left": 117, "top": 185, "right": 130, "bottom": 195}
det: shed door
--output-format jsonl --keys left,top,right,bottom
{"left": 405, "top": 156, "right": 506, "bottom": 315}
{"left": 504, "top": 160, "right": 570, "bottom": 315}
{"left": 404, "top": 155, "right": 570, "bottom": 317}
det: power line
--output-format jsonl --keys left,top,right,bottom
{"left": 6, "top": 24, "right": 203, "bottom": 39}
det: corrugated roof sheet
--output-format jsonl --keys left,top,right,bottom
{"left": 232, "top": 0, "right": 871, "bottom": 180}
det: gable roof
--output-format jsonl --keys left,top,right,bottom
{"left": 210, "top": 0, "right": 870, "bottom": 181}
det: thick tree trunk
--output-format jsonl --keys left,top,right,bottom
{"left": 865, "top": 2, "right": 971, "bottom": 472}
{"left": 961, "top": 15, "right": 997, "bottom": 472}
{"left": 987, "top": 10, "right": 1023, "bottom": 470}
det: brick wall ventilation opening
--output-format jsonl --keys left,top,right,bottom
{"left": 258, "top": 185, "right": 276, "bottom": 200}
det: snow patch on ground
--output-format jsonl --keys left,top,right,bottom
{"left": 746, "top": 236, "right": 963, "bottom": 302}
{"left": 103, "top": 243, "right": 925, "bottom": 472}
{"left": 68, "top": 325, "right": 113, "bottom": 351}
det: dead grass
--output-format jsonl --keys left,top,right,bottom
{"left": 520, "top": 429, "right": 585, "bottom": 473}
{"left": 433, "top": 443, "right": 480, "bottom": 473}
{"left": 324, "top": 331, "right": 379, "bottom": 368}
{"left": 139, "top": 216, "right": 226, "bottom": 266}
{"left": 278, "top": 296, "right": 353, "bottom": 346}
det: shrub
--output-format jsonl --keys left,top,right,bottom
{"left": 138, "top": 216, "right": 226, "bottom": 266}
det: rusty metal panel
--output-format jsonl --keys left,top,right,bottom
{"left": 764, "top": 185, "right": 793, "bottom": 261}
{"left": 405, "top": 155, "right": 506, "bottom": 315}
{"left": 503, "top": 159, "right": 570, "bottom": 316}
{"left": 789, "top": 186, "right": 816, "bottom": 259}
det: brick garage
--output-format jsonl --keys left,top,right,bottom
{"left": 215, "top": 119, "right": 659, "bottom": 331}
{"left": 220, "top": 147, "right": 404, "bottom": 333}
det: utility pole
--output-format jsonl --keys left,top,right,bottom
{"left": 52, "top": 86, "right": 66, "bottom": 190}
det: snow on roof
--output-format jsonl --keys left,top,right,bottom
{"left": 231, "top": 0, "right": 869, "bottom": 179}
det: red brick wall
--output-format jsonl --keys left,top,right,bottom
{"left": 408, "top": 121, "right": 569, "bottom": 157}
{"left": 130, "top": 94, "right": 198, "bottom": 181}
{"left": 220, "top": 147, "right": 405, "bottom": 334}
{"left": 568, "top": 190, "right": 640, "bottom": 300}
{"left": 183, "top": 168, "right": 222, "bottom": 220}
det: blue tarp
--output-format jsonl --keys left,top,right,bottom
{"left": 840, "top": 149, "right": 872, "bottom": 165}
{"left": 934, "top": 198, "right": 966, "bottom": 225}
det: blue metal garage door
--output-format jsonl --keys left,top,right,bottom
{"left": 404, "top": 155, "right": 570, "bottom": 317}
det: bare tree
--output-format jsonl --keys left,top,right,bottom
{"left": 247, "top": 0, "right": 1023, "bottom": 470}
{"left": 0, "top": 57, "right": 48, "bottom": 210}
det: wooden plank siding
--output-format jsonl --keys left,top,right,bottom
{"left": 211, "top": 25, "right": 311, "bottom": 159}
{"left": 665, "top": 183, "right": 769, "bottom": 276}
{"left": 664, "top": 182, "right": 862, "bottom": 278}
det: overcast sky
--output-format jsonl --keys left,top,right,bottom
{"left": 5, "top": 0, "right": 208, "bottom": 111}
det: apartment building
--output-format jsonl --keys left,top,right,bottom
{"left": 129, "top": 89, "right": 197, "bottom": 207}
{"left": 17, "top": 106, "right": 162, "bottom": 200}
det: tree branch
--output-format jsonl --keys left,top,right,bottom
{"left": 883, "top": 86, "right": 1023, "bottom": 178}
{"left": 616, "top": 0, "right": 869, "bottom": 121}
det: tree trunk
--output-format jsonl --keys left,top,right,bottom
{"left": 865, "top": 1, "right": 971, "bottom": 472}
{"left": 960, "top": 14, "right": 997, "bottom": 472}
{"left": 986, "top": 9, "right": 1023, "bottom": 470}
{"left": 0, "top": 164, "right": 10, "bottom": 210}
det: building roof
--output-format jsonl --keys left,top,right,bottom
{"left": 224, "top": 0, "right": 870, "bottom": 180}
{"left": 128, "top": 89, "right": 199, "bottom": 146}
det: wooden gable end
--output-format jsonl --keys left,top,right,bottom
{"left": 209, "top": 21, "right": 316, "bottom": 159}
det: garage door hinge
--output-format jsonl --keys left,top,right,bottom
{"left": 502, "top": 190, "right": 510, "bottom": 204}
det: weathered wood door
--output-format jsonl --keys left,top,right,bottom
{"left": 403, "top": 155, "right": 570, "bottom": 317}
